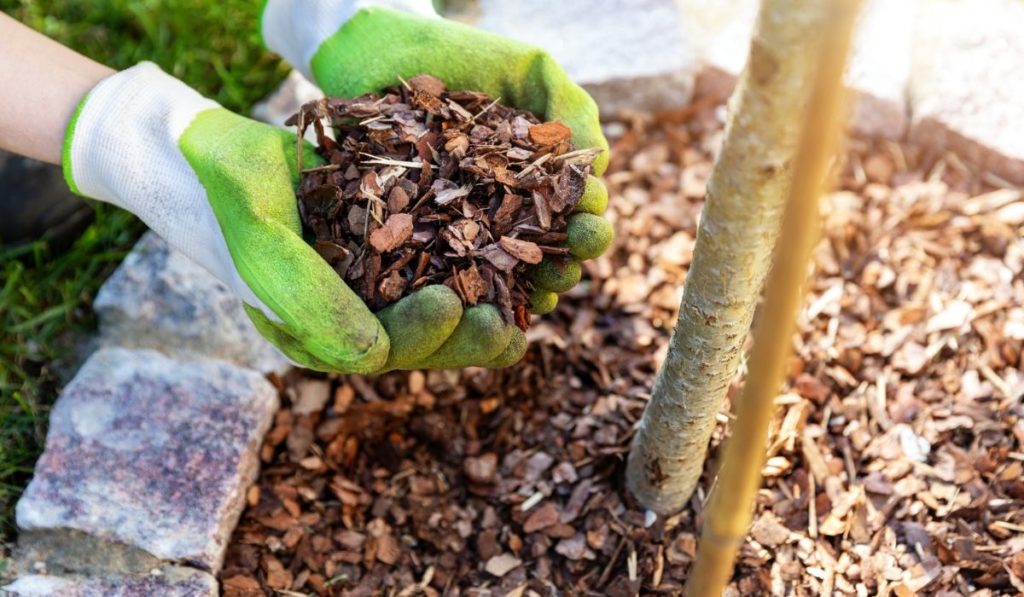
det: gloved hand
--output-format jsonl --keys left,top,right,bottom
{"left": 63, "top": 62, "right": 523, "bottom": 372}
{"left": 262, "top": 0, "right": 614, "bottom": 326}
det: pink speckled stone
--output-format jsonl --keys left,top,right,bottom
{"left": 16, "top": 348, "right": 278, "bottom": 573}
{"left": 4, "top": 569, "right": 216, "bottom": 597}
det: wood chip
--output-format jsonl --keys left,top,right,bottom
{"left": 499, "top": 236, "right": 544, "bottom": 264}
{"left": 369, "top": 213, "right": 414, "bottom": 253}
{"left": 529, "top": 121, "right": 573, "bottom": 146}
{"left": 523, "top": 502, "right": 560, "bottom": 533}
{"left": 484, "top": 553, "right": 522, "bottom": 577}
{"left": 478, "top": 243, "right": 519, "bottom": 273}
{"left": 464, "top": 453, "right": 498, "bottom": 484}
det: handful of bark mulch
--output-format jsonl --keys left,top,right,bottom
{"left": 289, "top": 74, "right": 599, "bottom": 328}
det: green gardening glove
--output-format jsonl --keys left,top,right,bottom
{"left": 63, "top": 62, "right": 523, "bottom": 373}
{"left": 262, "top": 1, "right": 613, "bottom": 367}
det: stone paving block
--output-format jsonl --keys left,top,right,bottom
{"left": 13, "top": 529, "right": 167, "bottom": 582}
{"left": 477, "top": 0, "right": 696, "bottom": 115}
{"left": 909, "top": 0, "right": 1024, "bottom": 184}
{"left": 93, "top": 231, "right": 289, "bottom": 374}
{"left": 16, "top": 347, "right": 279, "bottom": 573}
{"left": 679, "top": 0, "right": 913, "bottom": 139}
{"left": 3, "top": 568, "right": 216, "bottom": 597}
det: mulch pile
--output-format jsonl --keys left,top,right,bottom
{"left": 222, "top": 100, "right": 1024, "bottom": 596}
{"left": 291, "top": 75, "right": 597, "bottom": 322}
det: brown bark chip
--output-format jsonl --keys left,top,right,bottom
{"left": 368, "top": 213, "right": 413, "bottom": 253}
{"left": 499, "top": 236, "right": 544, "bottom": 264}
{"left": 456, "top": 264, "right": 488, "bottom": 305}
{"left": 464, "top": 453, "right": 498, "bottom": 484}
{"left": 523, "top": 501, "right": 561, "bottom": 533}
{"left": 484, "top": 553, "right": 522, "bottom": 578}
{"left": 528, "top": 121, "right": 573, "bottom": 146}
{"left": 292, "top": 76, "right": 597, "bottom": 321}
{"left": 222, "top": 575, "right": 262, "bottom": 597}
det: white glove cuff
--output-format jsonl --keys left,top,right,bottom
{"left": 261, "top": 0, "right": 439, "bottom": 81}
{"left": 65, "top": 62, "right": 274, "bottom": 319}
{"left": 66, "top": 62, "right": 218, "bottom": 212}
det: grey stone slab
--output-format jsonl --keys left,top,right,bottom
{"left": 93, "top": 231, "right": 289, "bottom": 374}
{"left": 2, "top": 568, "right": 216, "bottom": 597}
{"left": 477, "top": 0, "right": 695, "bottom": 115}
{"left": 13, "top": 529, "right": 165, "bottom": 580}
{"left": 16, "top": 348, "right": 278, "bottom": 573}
{"left": 680, "top": 0, "right": 913, "bottom": 139}
{"left": 909, "top": 0, "right": 1024, "bottom": 184}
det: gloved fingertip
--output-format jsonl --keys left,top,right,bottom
{"left": 379, "top": 284, "right": 463, "bottom": 370}
{"left": 529, "top": 290, "right": 558, "bottom": 314}
{"left": 485, "top": 327, "right": 527, "bottom": 368}
{"left": 416, "top": 303, "right": 508, "bottom": 369}
{"left": 530, "top": 257, "right": 582, "bottom": 294}
{"left": 561, "top": 85, "right": 606, "bottom": 163}
{"left": 575, "top": 175, "right": 608, "bottom": 215}
{"left": 567, "top": 213, "right": 614, "bottom": 260}
{"left": 591, "top": 142, "right": 610, "bottom": 177}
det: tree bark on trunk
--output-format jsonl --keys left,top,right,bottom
{"left": 687, "top": 0, "right": 861, "bottom": 591}
{"left": 626, "top": 0, "right": 830, "bottom": 514}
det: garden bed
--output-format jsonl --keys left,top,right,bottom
{"left": 221, "top": 100, "right": 1024, "bottom": 596}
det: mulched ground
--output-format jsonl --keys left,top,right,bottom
{"left": 220, "top": 99, "right": 1024, "bottom": 596}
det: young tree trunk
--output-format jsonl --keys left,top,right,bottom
{"left": 626, "top": 0, "right": 831, "bottom": 514}
{"left": 687, "top": 0, "right": 861, "bottom": 591}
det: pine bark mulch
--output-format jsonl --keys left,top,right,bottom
{"left": 291, "top": 75, "right": 596, "bottom": 322}
{"left": 221, "top": 101, "right": 1024, "bottom": 596}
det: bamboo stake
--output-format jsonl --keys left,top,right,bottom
{"left": 685, "top": 0, "right": 862, "bottom": 593}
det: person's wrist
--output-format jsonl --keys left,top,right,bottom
{"left": 260, "top": 0, "right": 437, "bottom": 82}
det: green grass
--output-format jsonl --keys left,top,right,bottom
{"left": 0, "top": 207, "right": 141, "bottom": 539}
{"left": 0, "top": 0, "right": 290, "bottom": 539}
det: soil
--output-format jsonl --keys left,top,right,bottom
{"left": 221, "top": 99, "right": 1024, "bottom": 596}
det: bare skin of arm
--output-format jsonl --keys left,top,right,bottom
{"left": 0, "top": 12, "right": 114, "bottom": 164}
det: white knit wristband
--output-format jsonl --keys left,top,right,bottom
{"left": 261, "top": 0, "right": 438, "bottom": 81}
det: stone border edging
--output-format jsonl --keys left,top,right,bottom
{"left": 4, "top": 237, "right": 285, "bottom": 596}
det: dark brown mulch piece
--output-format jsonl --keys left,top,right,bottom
{"left": 224, "top": 101, "right": 1024, "bottom": 596}
{"left": 290, "top": 74, "right": 599, "bottom": 325}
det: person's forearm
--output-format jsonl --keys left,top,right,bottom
{"left": 0, "top": 13, "right": 114, "bottom": 164}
